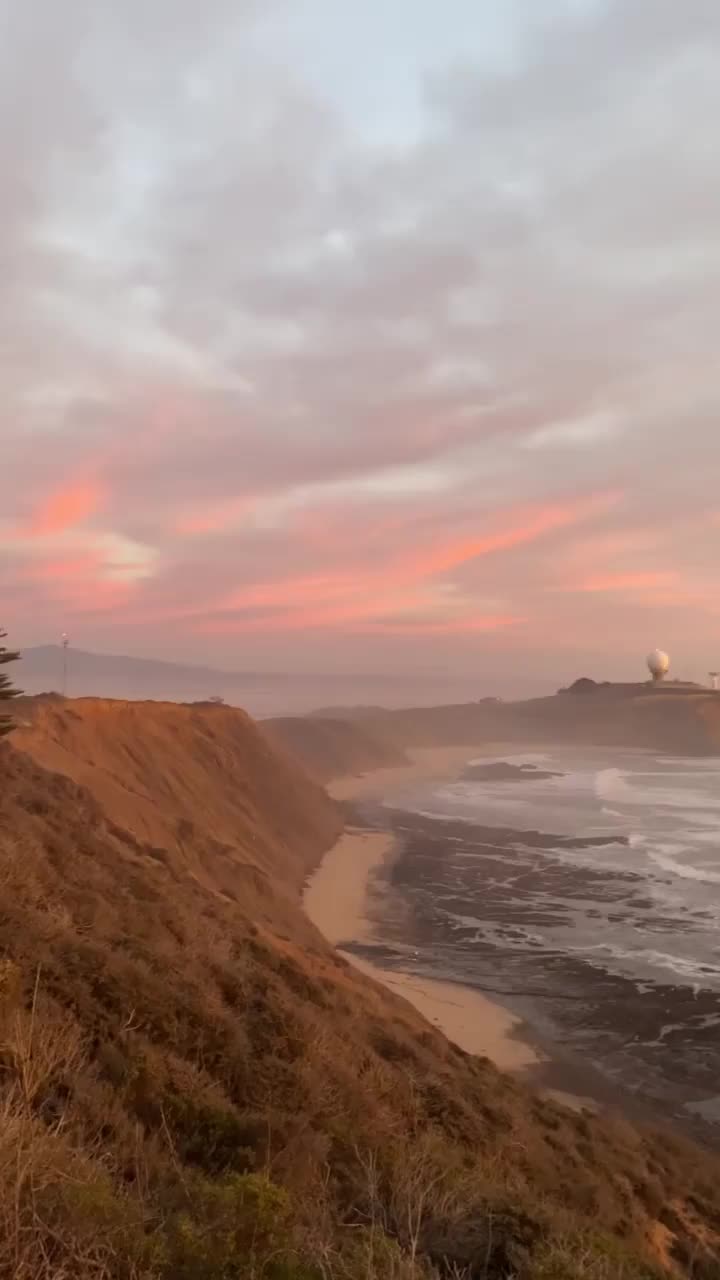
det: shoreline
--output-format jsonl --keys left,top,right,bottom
{"left": 305, "top": 746, "right": 598, "bottom": 1106}
{"left": 304, "top": 823, "right": 540, "bottom": 1074}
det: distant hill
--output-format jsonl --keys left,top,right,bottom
{"left": 17, "top": 644, "right": 266, "bottom": 704}
{"left": 264, "top": 714, "right": 407, "bottom": 781}
{"left": 16, "top": 645, "right": 501, "bottom": 717}
{"left": 350, "top": 683, "right": 720, "bottom": 756}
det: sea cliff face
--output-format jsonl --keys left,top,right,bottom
{"left": 1, "top": 697, "right": 719, "bottom": 1278}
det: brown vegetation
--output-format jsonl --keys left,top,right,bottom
{"left": 0, "top": 699, "right": 719, "bottom": 1278}
{"left": 264, "top": 715, "right": 407, "bottom": 783}
{"left": 338, "top": 687, "right": 720, "bottom": 756}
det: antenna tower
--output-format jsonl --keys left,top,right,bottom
{"left": 61, "top": 633, "right": 70, "bottom": 697}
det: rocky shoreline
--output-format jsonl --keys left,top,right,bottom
{"left": 354, "top": 803, "right": 720, "bottom": 1146}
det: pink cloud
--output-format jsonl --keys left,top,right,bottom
{"left": 391, "top": 494, "right": 620, "bottom": 583}
{"left": 570, "top": 571, "right": 679, "bottom": 594}
{"left": 172, "top": 496, "right": 259, "bottom": 536}
{"left": 191, "top": 605, "right": 524, "bottom": 636}
{"left": 351, "top": 613, "right": 526, "bottom": 635}
{"left": 27, "top": 554, "right": 102, "bottom": 581}
{"left": 27, "top": 480, "right": 105, "bottom": 537}
{"left": 94, "top": 488, "right": 618, "bottom": 638}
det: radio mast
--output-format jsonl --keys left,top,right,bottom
{"left": 61, "top": 633, "right": 70, "bottom": 697}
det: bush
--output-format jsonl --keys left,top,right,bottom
{"left": 163, "top": 1172, "right": 293, "bottom": 1278}
{"left": 165, "top": 1093, "right": 257, "bottom": 1175}
{"left": 524, "top": 1232, "right": 666, "bottom": 1280}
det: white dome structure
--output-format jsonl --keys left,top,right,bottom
{"left": 646, "top": 649, "right": 670, "bottom": 682}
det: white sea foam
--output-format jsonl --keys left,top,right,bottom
{"left": 405, "top": 745, "right": 720, "bottom": 992}
{"left": 594, "top": 766, "right": 720, "bottom": 815}
{"left": 660, "top": 756, "right": 720, "bottom": 770}
{"left": 577, "top": 942, "right": 720, "bottom": 985}
{"left": 465, "top": 752, "right": 551, "bottom": 767}
{"left": 648, "top": 846, "right": 720, "bottom": 885}
{"left": 595, "top": 767, "right": 634, "bottom": 803}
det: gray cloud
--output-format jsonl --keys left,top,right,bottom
{"left": 2, "top": 0, "right": 719, "bottom": 683}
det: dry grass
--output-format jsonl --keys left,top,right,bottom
{"left": 0, "top": 975, "right": 144, "bottom": 1280}
{"left": 0, "top": 705, "right": 719, "bottom": 1278}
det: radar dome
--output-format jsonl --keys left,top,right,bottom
{"left": 646, "top": 649, "right": 670, "bottom": 681}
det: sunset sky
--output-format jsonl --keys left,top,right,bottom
{"left": 2, "top": 0, "right": 719, "bottom": 688}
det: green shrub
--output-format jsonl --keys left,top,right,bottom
{"left": 525, "top": 1231, "right": 665, "bottom": 1280}
{"left": 165, "top": 1093, "right": 256, "bottom": 1175}
{"left": 163, "top": 1172, "right": 293, "bottom": 1279}
{"left": 39, "top": 1167, "right": 161, "bottom": 1277}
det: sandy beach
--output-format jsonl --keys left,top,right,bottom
{"left": 326, "top": 744, "right": 488, "bottom": 802}
{"left": 305, "top": 746, "right": 542, "bottom": 1074}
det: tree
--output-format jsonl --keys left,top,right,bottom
{"left": 0, "top": 630, "right": 21, "bottom": 737}
{"left": 565, "top": 677, "right": 597, "bottom": 696}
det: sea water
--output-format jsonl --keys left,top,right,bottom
{"left": 397, "top": 747, "right": 720, "bottom": 990}
{"left": 364, "top": 747, "right": 720, "bottom": 1133}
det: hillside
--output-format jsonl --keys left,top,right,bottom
{"left": 17, "top": 645, "right": 255, "bottom": 702}
{"left": 351, "top": 686, "right": 720, "bottom": 756}
{"left": 1, "top": 700, "right": 720, "bottom": 1278}
{"left": 263, "top": 715, "right": 407, "bottom": 782}
{"left": 16, "top": 645, "right": 487, "bottom": 715}
{"left": 13, "top": 699, "right": 340, "bottom": 909}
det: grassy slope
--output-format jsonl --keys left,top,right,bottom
{"left": 13, "top": 698, "right": 340, "bottom": 885}
{"left": 1, "top": 700, "right": 719, "bottom": 1278}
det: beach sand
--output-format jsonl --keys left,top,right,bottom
{"left": 326, "top": 744, "right": 497, "bottom": 802}
{"left": 305, "top": 747, "right": 543, "bottom": 1075}
{"left": 306, "top": 746, "right": 605, "bottom": 1112}
{"left": 305, "top": 826, "right": 539, "bottom": 1071}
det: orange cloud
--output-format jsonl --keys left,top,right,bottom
{"left": 220, "top": 494, "right": 616, "bottom": 615}
{"left": 389, "top": 493, "right": 620, "bottom": 583}
{"left": 28, "top": 480, "right": 105, "bottom": 536}
{"left": 155, "top": 490, "right": 618, "bottom": 637}
{"left": 51, "top": 487, "right": 612, "bottom": 636}
{"left": 192, "top": 591, "right": 524, "bottom": 635}
{"left": 193, "top": 595, "right": 423, "bottom": 634}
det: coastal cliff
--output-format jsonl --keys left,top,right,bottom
{"left": 1, "top": 697, "right": 719, "bottom": 1278}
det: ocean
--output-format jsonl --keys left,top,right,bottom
{"left": 357, "top": 746, "right": 720, "bottom": 1137}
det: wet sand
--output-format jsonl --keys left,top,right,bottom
{"left": 304, "top": 822, "right": 540, "bottom": 1072}
{"left": 309, "top": 745, "right": 720, "bottom": 1140}
{"left": 306, "top": 746, "right": 616, "bottom": 1111}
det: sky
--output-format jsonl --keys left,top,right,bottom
{"left": 2, "top": 0, "right": 719, "bottom": 688}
